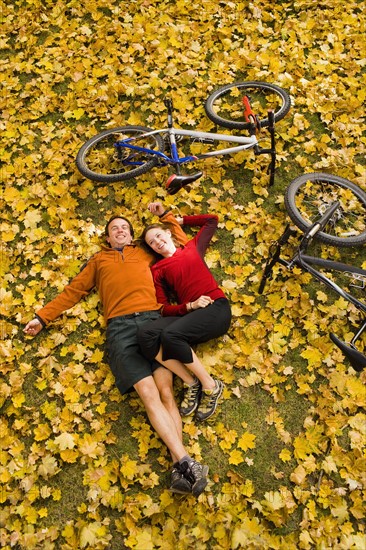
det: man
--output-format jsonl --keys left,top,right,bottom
{"left": 24, "top": 203, "right": 208, "bottom": 497}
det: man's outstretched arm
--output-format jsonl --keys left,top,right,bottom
{"left": 23, "top": 258, "right": 97, "bottom": 336}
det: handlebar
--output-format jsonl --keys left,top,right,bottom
{"left": 258, "top": 224, "right": 296, "bottom": 294}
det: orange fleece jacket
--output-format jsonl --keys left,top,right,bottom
{"left": 36, "top": 212, "right": 187, "bottom": 324}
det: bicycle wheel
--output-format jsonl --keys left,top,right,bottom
{"left": 76, "top": 126, "right": 165, "bottom": 183}
{"left": 205, "top": 81, "right": 291, "bottom": 130}
{"left": 285, "top": 173, "right": 366, "bottom": 247}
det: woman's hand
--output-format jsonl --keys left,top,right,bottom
{"left": 148, "top": 202, "right": 165, "bottom": 216}
{"left": 24, "top": 318, "right": 43, "bottom": 336}
{"left": 190, "top": 295, "right": 214, "bottom": 310}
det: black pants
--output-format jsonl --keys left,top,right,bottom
{"left": 137, "top": 298, "right": 232, "bottom": 364}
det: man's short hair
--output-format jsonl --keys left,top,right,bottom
{"left": 105, "top": 216, "right": 134, "bottom": 238}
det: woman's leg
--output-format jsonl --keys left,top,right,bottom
{"left": 156, "top": 346, "right": 215, "bottom": 390}
{"left": 160, "top": 299, "right": 231, "bottom": 371}
{"left": 158, "top": 300, "right": 231, "bottom": 419}
{"left": 138, "top": 316, "right": 203, "bottom": 385}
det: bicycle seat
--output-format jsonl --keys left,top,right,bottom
{"left": 165, "top": 172, "right": 203, "bottom": 195}
{"left": 330, "top": 333, "right": 366, "bottom": 372}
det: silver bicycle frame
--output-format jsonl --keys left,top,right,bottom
{"left": 137, "top": 127, "right": 258, "bottom": 158}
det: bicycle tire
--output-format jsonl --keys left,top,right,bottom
{"left": 205, "top": 81, "right": 291, "bottom": 130}
{"left": 285, "top": 173, "right": 366, "bottom": 247}
{"left": 76, "top": 126, "right": 165, "bottom": 183}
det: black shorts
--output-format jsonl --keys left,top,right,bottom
{"left": 106, "top": 310, "right": 161, "bottom": 395}
{"left": 137, "top": 298, "right": 232, "bottom": 364}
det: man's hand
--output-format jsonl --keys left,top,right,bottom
{"left": 190, "top": 295, "right": 214, "bottom": 310}
{"left": 148, "top": 202, "right": 184, "bottom": 225}
{"left": 148, "top": 202, "right": 165, "bottom": 216}
{"left": 24, "top": 318, "right": 43, "bottom": 336}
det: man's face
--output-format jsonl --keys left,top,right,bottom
{"left": 106, "top": 218, "right": 133, "bottom": 248}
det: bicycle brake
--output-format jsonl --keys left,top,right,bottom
{"left": 344, "top": 272, "right": 366, "bottom": 290}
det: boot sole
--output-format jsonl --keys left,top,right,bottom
{"left": 169, "top": 487, "right": 192, "bottom": 495}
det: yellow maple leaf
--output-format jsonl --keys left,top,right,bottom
{"left": 54, "top": 432, "right": 76, "bottom": 450}
{"left": 232, "top": 516, "right": 262, "bottom": 548}
{"left": 59, "top": 449, "right": 79, "bottom": 463}
{"left": 290, "top": 465, "right": 307, "bottom": 485}
{"left": 300, "top": 347, "right": 323, "bottom": 367}
{"left": 279, "top": 449, "right": 292, "bottom": 462}
{"left": 229, "top": 449, "right": 244, "bottom": 465}
{"left": 52, "top": 488, "right": 62, "bottom": 501}
{"left": 293, "top": 436, "right": 313, "bottom": 459}
{"left": 262, "top": 490, "right": 284, "bottom": 511}
{"left": 23, "top": 209, "right": 42, "bottom": 229}
{"left": 134, "top": 528, "right": 154, "bottom": 550}
{"left": 79, "top": 522, "right": 103, "bottom": 549}
{"left": 38, "top": 455, "right": 59, "bottom": 478}
{"left": 237, "top": 432, "right": 256, "bottom": 452}
{"left": 12, "top": 392, "right": 25, "bottom": 408}
{"left": 331, "top": 500, "right": 349, "bottom": 522}
{"left": 34, "top": 423, "right": 52, "bottom": 441}
{"left": 120, "top": 457, "right": 138, "bottom": 480}
{"left": 241, "top": 479, "right": 255, "bottom": 497}
{"left": 23, "top": 287, "right": 37, "bottom": 306}
{"left": 79, "top": 434, "right": 103, "bottom": 458}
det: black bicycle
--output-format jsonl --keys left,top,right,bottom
{"left": 259, "top": 173, "right": 366, "bottom": 371}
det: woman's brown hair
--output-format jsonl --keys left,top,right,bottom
{"left": 139, "top": 223, "right": 180, "bottom": 262}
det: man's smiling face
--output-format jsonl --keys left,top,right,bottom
{"left": 106, "top": 218, "right": 133, "bottom": 248}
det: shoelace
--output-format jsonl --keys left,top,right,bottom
{"left": 198, "top": 384, "right": 220, "bottom": 412}
{"left": 181, "top": 382, "right": 200, "bottom": 407}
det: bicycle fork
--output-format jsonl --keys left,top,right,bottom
{"left": 164, "top": 98, "right": 184, "bottom": 175}
{"left": 243, "top": 97, "right": 276, "bottom": 186}
{"left": 254, "top": 111, "right": 276, "bottom": 186}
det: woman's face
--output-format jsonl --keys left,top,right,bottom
{"left": 145, "top": 227, "right": 176, "bottom": 257}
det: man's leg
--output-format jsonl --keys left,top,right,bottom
{"left": 133, "top": 374, "right": 208, "bottom": 496}
{"left": 153, "top": 366, "right": 182, "bottom": 441}
{"left": 151, "top": 367, "right": 192, "bottom": 494}
{"left": 134, "top": 375, "right": 186, "bottom": 464}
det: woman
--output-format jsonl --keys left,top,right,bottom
{"left": 137, "top": 204, "right": 232, "bottom": 422}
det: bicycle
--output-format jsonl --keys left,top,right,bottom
{"left": 259, "top": 173, "right": 366, "bottom": 371}
{"left": 76, "top": 81, "right": 291, "bottom": 194}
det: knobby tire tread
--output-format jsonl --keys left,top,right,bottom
{"left": 285, "top": 172, "right": 366, "bottom": 247}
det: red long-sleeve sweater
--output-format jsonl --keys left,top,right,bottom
{"left": 151, "top": 214, "right": 226, "bottom": 316}
{"left": 35, "top": 212, "right": 188, "bottom": 324}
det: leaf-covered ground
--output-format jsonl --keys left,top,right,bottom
{"left": 1, "top": 1, "right": 365, "bottom": 549}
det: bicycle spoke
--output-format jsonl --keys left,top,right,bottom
{"left": 293, "top": 180, "right": 366, "bottom": 239}
{"left": 210, "top": 87, "right": 284, "bottom": 124}
{"left": 205, "top": 82, "right": 291, "bottom": 130}
{"left": 83, "top": 132, "right": 159, "bottom": 177}
{"left": 76, "top": 125, "right": 166, "bottom": 182}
